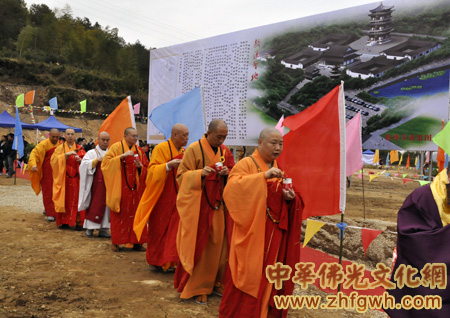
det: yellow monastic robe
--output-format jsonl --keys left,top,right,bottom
{"left": 133, "top": 138, "right": 183, "bottom": 240}
{"left": 101, "top": 139, "right": 145, "bottom": 212}
{"left": 28, "top": 138, "right": 58, "bottom": 195}
{"left": 51, "top": 142, "right": 78, "bottom": 212}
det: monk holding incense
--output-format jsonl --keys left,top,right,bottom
{"left": 134, "top": 124, "right": 189, "bottom": 271}
{"left": 219, "top": 127, "right": 303, "bottom": 318}
{"left": 175, "top": 119, "right": 235, "bottom": 304}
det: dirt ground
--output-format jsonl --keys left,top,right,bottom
{"left": 0, "top": 168, "right": 421, "bottom": 318}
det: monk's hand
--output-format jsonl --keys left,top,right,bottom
{"left": 65, "top": 151, "right": 77, "bottom": 158}
{"left": 97, "top": 156, "right": 104, "bottom": 162}
{"left": 265, "top": 167, "right": 283, "bottom": 179}
{"left": 167, "top": 158, "right": 182, "bottom": 169}
{"left": 218, "top": 165, "right": 229, "bottom": 176}
{"left": 282, "top": 188, "right": 295, "bottom": 201}
{"left": 31, "top": 165, "right": 38, "bottom": 172}
{"left": 201, "top": 166, "right": 215, "bottom": 177}
{"left": 75, "top": 155, "right": 82, "bottom": 163}
{"left": 121, "top": 150, "right": 135, "bottom": 159}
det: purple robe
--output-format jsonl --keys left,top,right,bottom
{"left": 385, "top": 185, "right": 450, "bottom": 317}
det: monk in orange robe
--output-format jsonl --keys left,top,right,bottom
{"left": 219, "top": 128, "right": 303, "bottom": 318}
{"left": 102, "top": 127, "right": 149, "bottom": 252}
{"left": 175, "top": 119, "right": 235, "bottom": 304}
{"left": 134, "top": 124, "right": 189, "bottom": 271}
{"left": 50, "top": 128, "right": 86, "bottom": 228}
{"left": 28, "top": 128, "right": 60, "bottom": 222}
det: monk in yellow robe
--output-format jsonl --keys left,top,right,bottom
{"left": 219, "top": 128, "right": 303, "bottom": 318}
{"left": 102, "top": 127, "right": 149, "bottom": 252}
{"left": 175, "top": 119, "right": 235, "bottom": 304}
{"left": 28, "top": 128, "right": 60, "bottom": 222}
{"left": 51, "top": 128, "right": 86, "bottom": 228}
{"left": 134, "top": 124, "right": 189, "bottom": 271}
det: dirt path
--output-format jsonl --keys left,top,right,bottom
{"left": 0, "top": 170, "right": 418, "bottom": 317}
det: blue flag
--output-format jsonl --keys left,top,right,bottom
{"left": 445, "top": 154, "right": 449, "bottom": 169}
{"left": 12, "top": 106, "right": 24, "bottom": 158}
{"left": 386, "top": 153, "right": 390, "bottom": 166}
{"left": 150, "top": 87, "right": 205, "bottom": 145}
{"left": 49, "top": 97, "right": 58, "bottom": 110}
{"left": 416, "top": 156, "right": 420, "bottom": 171}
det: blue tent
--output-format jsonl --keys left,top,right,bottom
{"left": 0, "top": 111, "right": 36, "bottom": 129}
{"left": 33, "top": 115, "right": 82, "bottom": 132}
{"left": 362, "top": 149, "right": 375, "bottom": 155}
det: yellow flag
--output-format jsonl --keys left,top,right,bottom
{"left": 369, "top": 175, "right": 378, "bottom": 182}
{"left": 373, "top": 150, "right": 379, "bottom": 164}
{"left": 398, "top": 153, "right": 403, "bottom": 166}
{"left": 303, "top": 219, "right": 325, "bottom": 247}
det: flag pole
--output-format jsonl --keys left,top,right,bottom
{"left": 361, "top": 167, "right": 366, "bottom": 220}
{"left": 14, "top": 154, "right": 17, "bottom": 185}
{"left": 337, "top": 211, "right": 345, "bottom": 292}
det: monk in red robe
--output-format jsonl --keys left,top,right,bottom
{"left": 134, "top": 124, "right": 189, "bottom": 271}
{"left": 102, "top": 127, "right": 149, "bottom": 252}
{"left": 219, "top": 128, "right": 303, "bottom": 318}
{"left": 28, "top": 128, "right": 60, "bottom": 222}
{"left": 51, "top": 128, "right": 86, "bottom": 229}
{"left": 175, "top": 119, "right": 235, "bottom": 304}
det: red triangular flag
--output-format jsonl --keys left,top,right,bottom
{"left": 361, "top": 228, "right": 382, "bottom": 255}
{"left": 403, "top": 178, "right": 413, "bottom": 184}
{"left": 437, "top": 120, "right": 446, "bottom": 172}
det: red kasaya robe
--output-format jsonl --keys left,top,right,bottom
{"left": 219, "top": 149, "right": 303, "bottom": 318}
{"left": 102, "top": 140, "right": 148, "bottom": 245}
{"left": 51, "top": 142, "right": 86, "bottom": 227}
{"left": 85, "top": 162, "right": 107, "bottom": 223}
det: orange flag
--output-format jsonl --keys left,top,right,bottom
{"left": 25, "top": 90, "right": 35, "bottom": 105}
{"left": 98, "top": 96, "right": 135, "bottom": 145}
{"left": 406, "top": 155, "right": 410, "bottom": 169}
{"left": 437, "top": 120, "right": 446, "bottom": 172}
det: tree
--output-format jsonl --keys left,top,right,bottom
{"left": 0, "top": 0, "right": 27, "bottom": 49}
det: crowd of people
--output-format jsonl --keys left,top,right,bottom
{"left": 24, "top": 119, "right": 303, "bottom": 317}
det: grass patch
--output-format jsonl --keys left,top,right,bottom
{"left": 382, "top": 116, "right": 441, "bottom": 149}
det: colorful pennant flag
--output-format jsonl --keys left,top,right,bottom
{"left": 433, "top": 121, "right": 450, "bottom": 157}
{"left": 386, "top": 153, "right": 390, "bottom": 167}
{"left": 303, "top": 219, "right": 325, "bottom": 247}
{"left": 361, "top": 228, "right": 383, "bottom": 255}
{"left": 346, "top": 112, "right": 363, "bottom": 177}
{"left": 419, "top": 180, "right": 431, "bottom": 186}
{"left": 80, "top": 100, "right": 86, "bottom": 113}
{"left": 25, "top": 90, "right": 35, "bottom": 105}
{"left": 402, "top": 174, "right": 407, "bottom": 178}
{"left": 373, "top": 149, "right": 379, "bottom": 165}
{"left": 12, "top": 106, "right": 24, "bottom": 158}
{"left": 49, "top": 97, "right": 58, "bottom": 110}
{"left": 16, "top": 94, "right": 24, "bottom": 107}
{"left": 390, "top": 150, "right": 399, "bottom": 164}
{"left": 416, "top": 156, "right": 420, "bottom": 171}
{"left": 369, "top": 175, "right": 378, "bottom": 182}
{"left": 403, "top": 178, "right": 413, "bottom": 184}
{"left": 133, "top": 103, "right": 140, "bottom": 115}
{"left": 436, "top": 120, "right": 446, "bottom": 172}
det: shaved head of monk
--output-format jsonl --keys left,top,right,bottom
{"left": 98, "top": 131, "right": 110, "bottom": 151}
{"left": 206, "top": 119, "right": 228, "bottom": 148}
{"left": 171, "top": 123, "right": 189, "bottom": 149}
{"left": 124, "top": 127, "right": 138, "bottom": 147}
{"left": 49, "top": 128, "right": 60, "bottom": 145}
{"left": 65, "top": 128, "right": 76, "bottom": 144}
{"left": 258, "top": 127, "right": 283, "bottom": 164}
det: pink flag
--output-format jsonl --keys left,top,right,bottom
{"left": 275, "top": 115, "right": 285, "bottom": 136}
{"left": 346, "top": 112, "right": 363, "bottom": 177}
{"left": 133, "top": 103, "right": 140, "bottom": 115}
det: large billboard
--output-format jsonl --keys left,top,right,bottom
{"left": 148, "top": 0, "right": 450, "bottom": 149}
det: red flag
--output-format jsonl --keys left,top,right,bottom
{"left": 98, "top": 96, "right": 135, "bottom": 145}
{"left": 402, "top": 178, "right": 413, "bottom": 184}
{"left": 25, "top": 90, "right": 35, "bottom": 105}
{"left": 279, "top": 84, "right": 345, "bottom": 220}
{"left": 406, "top": 155, "right": 410, "bottom": 169}
{"left": 437, "top": 120, "right": 445, "bottom": 172}
{"left": 361, "top": 228, "right": 382, "bottom": 255}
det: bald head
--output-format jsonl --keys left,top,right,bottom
{"left": 208, "top": 119, "right": 227, "bottom": 133}
{"left": 49, "top": 128, "right": 60, "bottom": 145}
{"left": 206, "top": 119, "right": 228, "bottom": 148}
{"left": 124, "top": 127, "right": 138, "bottom": 147}
{"left": 98, "top": 131, "right": 110, "bottom": 151}
{"left": 171, "top": 123, "right": 189, "bottom": 149}
{"left": 258, "top": 127, "right": 283, "bottom": 164}
{"left": 64, "top": 128, "right": 76, "bottom": 144}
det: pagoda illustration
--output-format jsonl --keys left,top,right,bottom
{"left": 367, "top": 2, "right": 394, "bottom": 45}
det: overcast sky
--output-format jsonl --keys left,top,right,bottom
{"left": 25, "top": 0, "right": 377, "bottom": 48}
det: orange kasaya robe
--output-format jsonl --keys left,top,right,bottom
{"left": 102, "top": 139, "right": 148, "bottom": 245}
{"left": 174, "top": 135, "right": 235, "bottom": 299}
{"left": 134, "top": 138, "right": 184, "bottom": 269}
{"left": 28, "top": 138, "right": 58, "bottom": 218}
{"left": 50, "top": 142, "right": 86, "bottom": 227}
{"left": 219, "top": 149, "right": 303, "bottom": 318}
